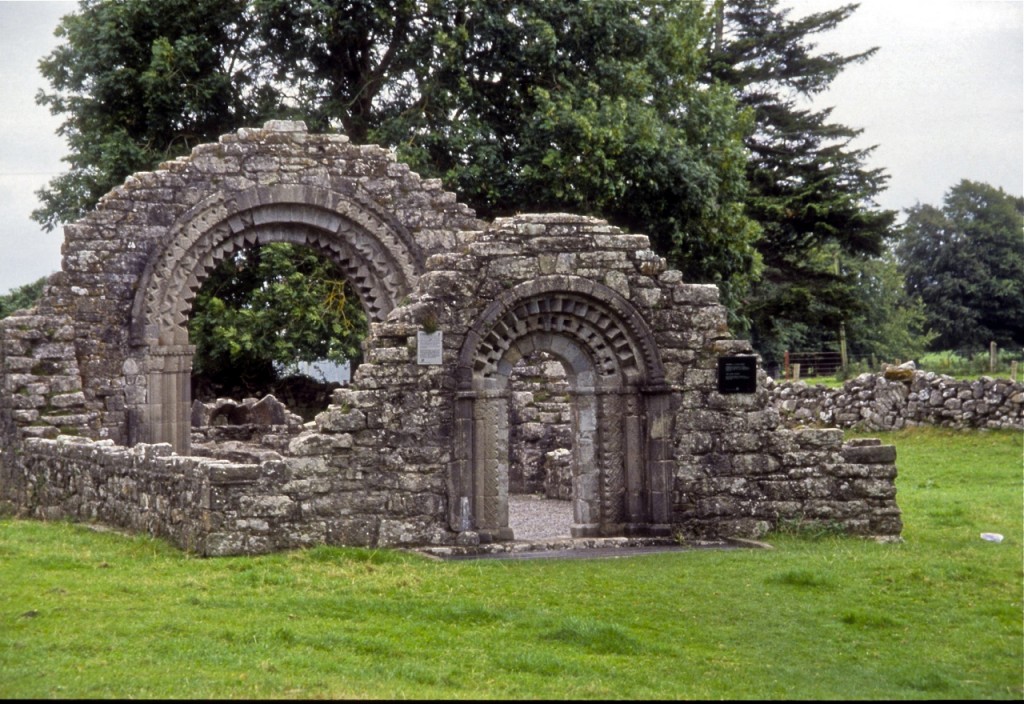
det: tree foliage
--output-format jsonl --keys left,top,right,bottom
{"left": 378, "top": 1, "right": 761, "bottom": 307}
{"left": 33, "top": 0, "right": 278, "bottom": 232}
{"left": 896, "top": 180, "right": 1024, "bottom": 351}
{"left": 707, "top": 0, "right": 897, "bottom": 363}
{"left": 36, "top": 0, "right": 760, "bottom": 300}
{"left": 188, "top": 243, "right": 367, "bottom": 398}
{"left": 0, "top": 277, "right": 48, "bottom": 320}
{"left": 841, "top": 249, "right": 934, "bottom": 364}
{"left": 36, "top": 0, "right": 913, "bottom": 382}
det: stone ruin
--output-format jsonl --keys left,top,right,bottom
{"left": 0, "top": 121, "right": 902, "bottom": 555}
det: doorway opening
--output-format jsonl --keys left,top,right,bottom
{"left": 452, "top": 281, "right": 674, "bottom": 543}
{"left": 507, "top": 351, "right": 574, "bottom": 541}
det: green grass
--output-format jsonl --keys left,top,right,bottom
{"left": 782, "top": 348, "right": 1024, "bottom": 385}
{"left": 916, "top": 350, "right": 1022, "bottom": 381}
{"left": 788, "top": 374, "right": 845, "bottom": 388}
{"left": 1, "top": 428, "right": 1021, "bottom": 699}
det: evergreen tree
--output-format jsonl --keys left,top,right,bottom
{"left": 707, "top": 0, "right": 896, "bottom": 363}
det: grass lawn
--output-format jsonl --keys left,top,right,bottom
{"left": 1, "top": 427, "right": 1021, "bottom": 699}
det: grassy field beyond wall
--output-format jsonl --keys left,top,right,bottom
{"left": 1, "top": 428, "right": 1021, "bottom": 699}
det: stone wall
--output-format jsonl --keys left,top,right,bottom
{"left": 770, "top": 367, "right": 1024, "bottom": 431}
{"left": 0, "top": 122, "right": 903, "bottom": 555}
{"left": 508, "top": 352, "right": 572, "bottom": 497}
{"left": 673, "top": 427, "right": 901, "bottom": 539}
{"left": 0, "top": 311, "right": 97, "bottom": 440}
{"left": 2, "top": 417, "right": 898, "bottom": 555}
{"left": 3, "top": 378, "right": 457, "bottom": 555}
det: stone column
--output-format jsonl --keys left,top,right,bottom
{"left": 448, "top": 392, "right": 476, "bottom": 532}
{"left": 643, "top": 388, "right": 674, "bottom": 536}
{"left": 596, "top": 389, "right": 626, "bottom": 535}
{"left": 473, "top": 390, "right": 513, "bottom": 542}
{"left": 622, "top": 390, "right": 647, "bottom": 530}
{"left": 570, "top": 388, "right": 601, "bottom": 537}
{"left": 142, "top": 344, "right": 194, "bottom": 454}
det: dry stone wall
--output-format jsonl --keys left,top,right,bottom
{"left": 0, "top": 121, "right": 903, "bottom": 555}
{"left": 0, "top": 312, "right": 97, "bottom": 440}
{"left": 771, "top": 367, "right": 1023, "bottom": 431}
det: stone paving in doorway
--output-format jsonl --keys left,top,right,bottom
{"left": 415, "top": 494, "right": 765, "bottom": 561}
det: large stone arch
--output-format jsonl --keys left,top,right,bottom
{"left": 450, "top": 276, "right": 674, "bottom": 542}
{"left": 127, "top": 183, "right": 425, "bottom": 452}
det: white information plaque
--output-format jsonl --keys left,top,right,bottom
{"left": 417, "top": 331, "right": 443, "bottom": 365}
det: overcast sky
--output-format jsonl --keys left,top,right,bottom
{"left": 0, "top": 0, "right": 1022, "bottom": 294}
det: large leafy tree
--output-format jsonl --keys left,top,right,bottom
{"left": 707, "top": 0, "right": 897, "bottom": 363}
{"left": 254, "top": 0, "right": 443, "bottom": 143}
{"left": 36, "top": 0, "right": 759, "bottom": 291}
{"left": 254, "top": 0, "right": 760, "bottom": 307}
{"left": 385, "top": 1, "right": 760, "bottom": 305}
{"left": 33, "top": 0, "right": 278, "bottom": 231}
{"left": 896, "top": 180, "right": 1024, "bottom": 351}
{"left": 34, "top": 0, "right": 760, "bottom": 394}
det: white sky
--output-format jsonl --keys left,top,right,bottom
{"left": 0, "top": 0, "right": 1022, "bottom": 293}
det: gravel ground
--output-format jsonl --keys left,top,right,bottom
{"left": 507, "top": 494, "right": 573, "bottom": 541}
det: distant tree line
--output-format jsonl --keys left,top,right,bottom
{"left": 897, "top": 180, "right": 1023, "bottom": 353}
{"left": 6, "top": 0, "right": 1016, "bottom": 394}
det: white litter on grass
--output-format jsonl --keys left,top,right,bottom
{"left": 980, "top": 532, "right": 1004, "bottom": 543}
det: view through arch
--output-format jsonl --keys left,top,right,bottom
{"left": 507, "top": 351, "right": 575, "bottom": 540}
{"left": 187, "top": 241, "right": 369, "bottom": 420}
{"left": 127, "top": 185, "right": 424, "bottom": 453}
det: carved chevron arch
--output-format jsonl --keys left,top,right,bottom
{"left": 458, "top": 276, "right": 666, "bottom": 389}
{"left": 450, "top": 275, "right": 673, "bottom": 542}
{"left": 130, "top": 184, "right": 424, "bottom": 347}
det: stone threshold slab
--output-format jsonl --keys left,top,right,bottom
{"left": 412, "top": 536, "right": 770, "bottom": 561}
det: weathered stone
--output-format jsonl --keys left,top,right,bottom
{"left": 287, "top": 432, "right": 354, "bottom": 456}
{"left": 770, "top": 370, "right": 1022, "bottom": 431}
{"left": 882, "top": 361, "right": 916, "bottom": 382}
{"left": 316, "top": 407, "right": 368, "bottom": 433}
{"left": 841, "top": 444, "right": 897, "bottom": 465}
{"left": 250, "top": 395, "right": 288, "bottom": 426}
{"left": 0, "top": 121, "right": 907, "bottom": 557}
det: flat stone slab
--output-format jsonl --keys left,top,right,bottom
{"left": 415, "top": 536, "right": 766, "bottom": 561}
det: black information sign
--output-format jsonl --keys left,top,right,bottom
{"left": 717, "top": 355, "right": 757, "bottom": 394}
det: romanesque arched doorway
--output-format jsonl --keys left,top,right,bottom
{"left": 127, "top": 184, "right": 425, "bottom": 453}
{"left": 450, "top": 277, "right": 674, "bottom": 542}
